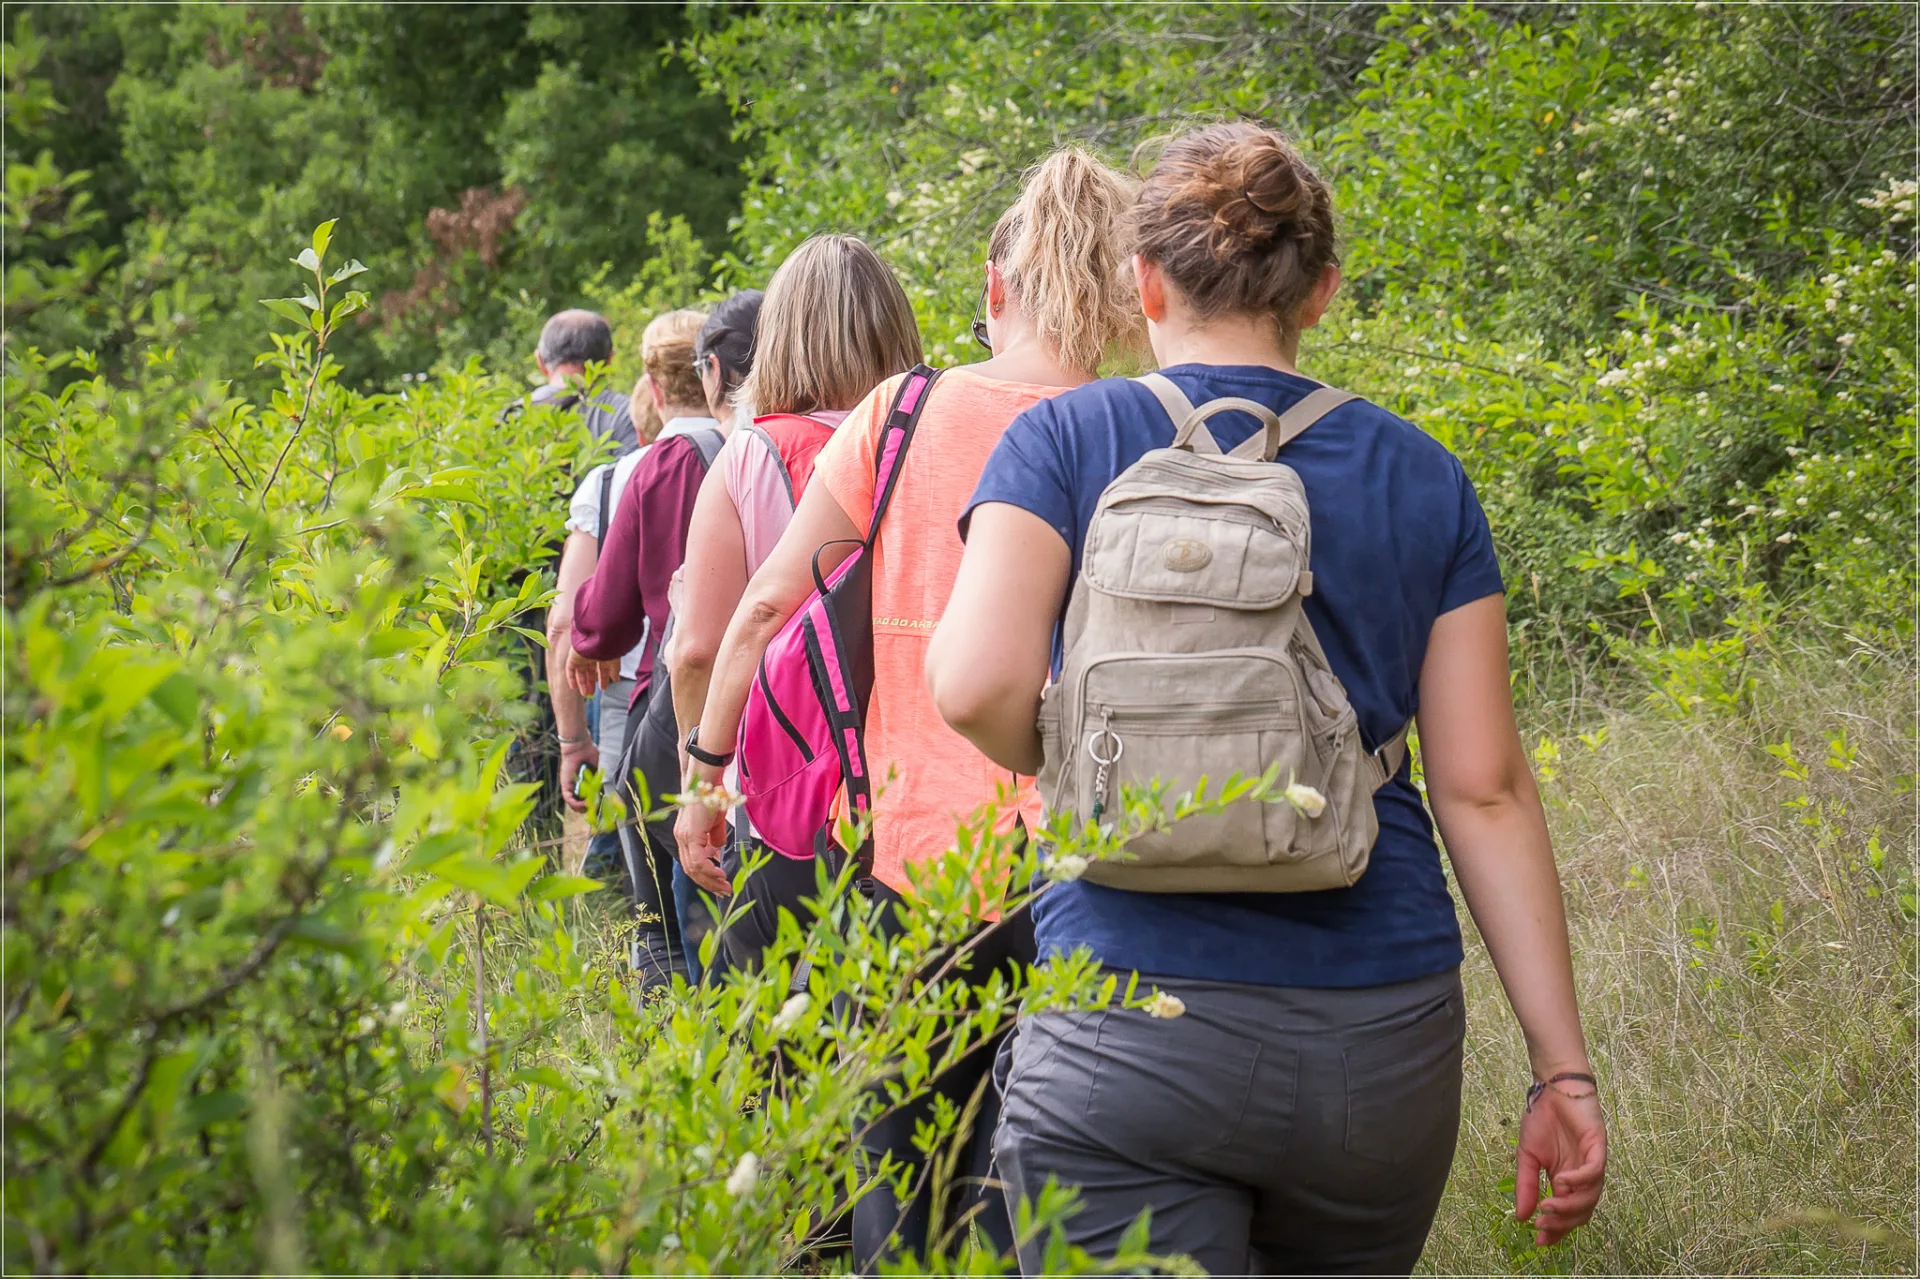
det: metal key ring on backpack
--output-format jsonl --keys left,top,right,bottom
{"left": 1086, "top": 726, "right": 1124, "bottom": 765}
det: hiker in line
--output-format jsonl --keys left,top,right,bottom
{"left": 676, "top": 150, "right": 1140, "bottom": 1268}
{"left": 547, "top": 413, "right": 651, "bottom": 887}
{"left": 569, "top": 308, "right": 723, "bottom": 990}
{"left": 511, "top": 308, "right": 639, "bottom": 838}
{"left": 517, "top": 308, "right": 640, "bottom": 453}
{"left": 928, "top": 123, "right": 1607, "bottom": 1275}
{"left": 670, "top": 235, "right": 923, "bottom": 978}
{"left": 644, "top": 289, "right": 766, "bottom": 972}
{"left": 548, "top": 303, "right": 710, "bottom": 887}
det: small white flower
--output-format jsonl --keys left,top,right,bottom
{"left": 726, "top": 1152, "right": 761, "bottom": 1197}
{"left": 1776, "top": 533, "right": 1796, "bottom": 544}
{"left": 1143, "top": 991, "right": 1187, "bottom": 1019}
{"left": 1283, "top": 782, "right": 1328, "bottom": 818}
{"left": 771, "top": 992, "right": 811, "bottom": 1037}
{"left": 1769, "top": 383, "right": 1786, "bottom": 392}
{"left": 1836, "top": 332, "right": 1856, "bottom": 348}
{"left": 1048, "top": 853, "right": 1090, "bottom": 882}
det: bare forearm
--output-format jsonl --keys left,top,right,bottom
{"left": 934, "top": 674, "right": 1044, "bottom": 775}
{"left": 1436, "top": 790, "right": 1592, "bottom": 1077}
{"left": 545, "top": 618, "right": 591, "bottom": 743}
{"left": 693, "top": 596, "right": 787, "bottom": 755}
{"left": 669, "top": 647, "right": 713, "bottom": 749}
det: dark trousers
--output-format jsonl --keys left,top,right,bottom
{"left": 853, "top": 882, "right": 1034, "bottom": 1273}
{"left": 615, "top": 681, "right": 687, "bottom": 991}
{"left": 994, "top": 966, "right": 1464, "bottom": 1276}
{"left": 715, "top": 835, "right": 848, "bottom": 976}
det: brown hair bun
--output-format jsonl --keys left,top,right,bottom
{"left": 1130, "top": 123, "right": 1337, "bottom": 334}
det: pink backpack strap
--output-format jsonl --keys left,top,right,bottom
{"left": 864, "top": 367, "right": 939, "bottom": 540}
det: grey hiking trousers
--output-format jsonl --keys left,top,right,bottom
{"left": 994, "top": 967, "right": 1463, "bottom": 1276}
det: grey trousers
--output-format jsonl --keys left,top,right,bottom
{"left": 994, "top": 967, "right": 1463, "bottom": 1277}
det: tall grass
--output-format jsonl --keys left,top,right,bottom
{"left": 1427, "top": 641, "right": 1917, "bottom": 1275}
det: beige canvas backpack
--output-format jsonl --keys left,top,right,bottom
{"left": 1036, "top": 375, "right": 1411, "bottom": 893}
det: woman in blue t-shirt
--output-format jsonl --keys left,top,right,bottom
{"left": 927, "top": 123, "right": 1608, "bottom": 1275}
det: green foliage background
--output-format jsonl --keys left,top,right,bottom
{"left": 4, "top": 3, "right": 1914, "bottom": 1274}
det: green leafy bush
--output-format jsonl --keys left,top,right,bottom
{"left": 4, "top": 215, "right": 1201, "bottom": 1272}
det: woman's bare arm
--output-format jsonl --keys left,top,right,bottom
{"left": 669, "top": 464, "right": 750, "bottom": 746}
{"left": 675, "top": 479, "right": 863, "bottom": 894}
{"left": 926, "top": 502, "right": 1069, "bottom": 775}
{"left": 1417, "top": 593, "right": 1606, "bottom": 1244}
{"left": 547, "top": 532, "right": 601, "bottom": 809}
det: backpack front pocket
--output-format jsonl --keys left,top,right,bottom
{"left": 1071, "top": 650, "right": 1315, "bottom": 874}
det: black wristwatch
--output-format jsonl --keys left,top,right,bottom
{"left": 684, "top": 725, "right": 735, "bottom": 769}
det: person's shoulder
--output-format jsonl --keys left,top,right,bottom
{"left": 1046, "top": 374, "right": 1155, "bottom": 416}
{"left": 1334, "top": 395, "right": 1465, "bottom": 475}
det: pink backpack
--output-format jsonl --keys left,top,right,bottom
{"left": 735, "top": 366, "right": 942, "bottom": 865}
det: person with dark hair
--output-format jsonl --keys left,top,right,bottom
{"left": 520, "top": 308, "right": 638, "bottom": 453}
{"left": 506, "top": 307, "right": 639, "bottom": 845}
{"left": 693, "top": 289, "right": 765, "bottom": 422}
{"left": 568, "top": 309, "right": 728, "bottom": 990}
{"left": 928, "top": 123, "right": 1607, "bottom": 1274}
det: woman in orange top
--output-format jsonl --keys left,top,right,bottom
{"left": 676, "top": 147, "right": 1141, "bottom": 1268}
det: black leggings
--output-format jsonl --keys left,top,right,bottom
{"left": 715, "top": 835, "right": 849, "bottom": 977}
{"left": 853, "top": 880, "right": 1035, "bottom": 1272}
{"left": 615, "top": 680, "right": 688, "bottom": 990}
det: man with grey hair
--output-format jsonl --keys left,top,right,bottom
{"left": 513, "top": 308, "right": 639, "bottom": 453}
{"left": 503, "top": 308, "right": 638, "bottom": 849}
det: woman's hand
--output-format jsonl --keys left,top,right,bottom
{"left": 1514, "top": 1078, "right": 1608, "bottom": 1246}
{"left": 674, "top": 760, "right": 733, "bottom": 896}
{"left": 558, "top": 738, "right": 599, "bottom": 812}
{"left": 566, "top": 648, "right": 621, "bottom": 698}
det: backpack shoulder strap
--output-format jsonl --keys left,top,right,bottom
{"left": 685, "top": 426, "right": 726, "bottom": 471}
{"left": 1365, "top": 720, "right": 1414, "bottom": 790}
{"left": 865, "top": 365, "right": 942, "bottom": 542}
{"left": 1265, "top": 386, "right": 1359, "bottom": 457}
{"left": 595, "top": 463, "right": 617, "bottom": 553}
{"left": 742, "top": 423, "right": 796, "bottom": 505}
{"left": 1136, "top": 372, "right": 1196, "bottom": 428}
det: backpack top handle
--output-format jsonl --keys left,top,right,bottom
{"left": 1137, "top": 372, "right": 1358, "bottom": 461}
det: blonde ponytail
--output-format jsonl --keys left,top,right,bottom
{"left": 989, "top": 147, "right": 1143, "bottom": 376}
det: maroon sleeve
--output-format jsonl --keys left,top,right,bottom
{"left": 570, "top": 436, "right": 707, "bottom": 664}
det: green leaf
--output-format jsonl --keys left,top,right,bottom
{"left": 288, "top": 916, "right": 359, "bottom": 955}
{"left": 327, "top": 259, "right": 369, "bottom": 286}
{"left": 364, "top": 629, "right": 429, "bottom": 658}
{"left": 412, "top": 481, "right": 482, "bottom": 504}
{"left": 432, "top": 855, "right": 541, "bottom": 906}
{"left": 511, "top": 1066, "right": 572, "bottom": 1092}
{"left": 261, "top": 297, "right": 310, "bottom": 325}
{"left": 311, "top": 218, "right": 337, "bottom": 262}
{"left": 527, "top": 873, "right": 603, "bottom": 902}
{"left": 179, "top": 1090, "right": 246, "bottom": 1135}
{"left": 148, "top": 672, "right": 198, "bottom": 729}
{"left": 329, "top": 291, "right": 367, "bottom": 327}
{"left": 293, "top": 247, "right": 322, "bottom": 274}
